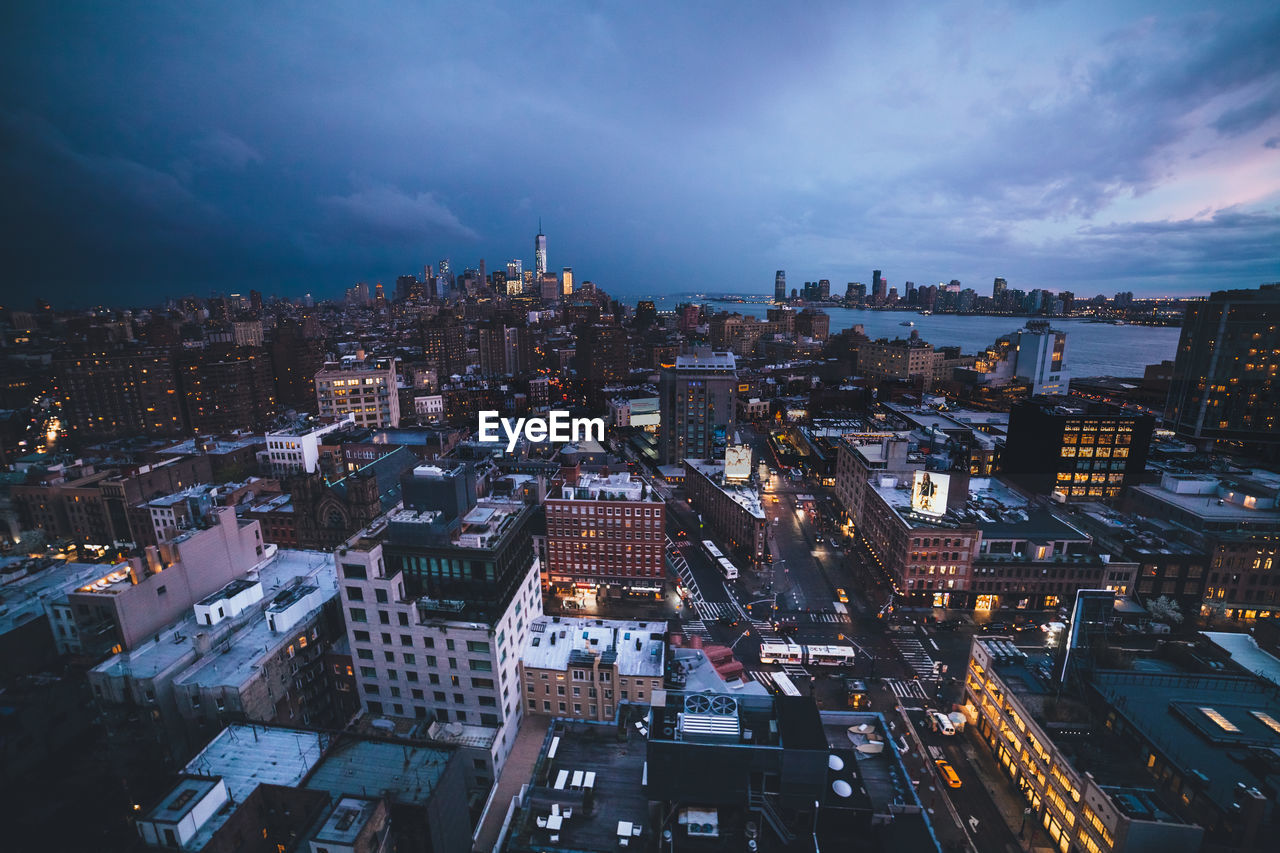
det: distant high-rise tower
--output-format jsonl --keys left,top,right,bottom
{"left": 534, "top": 222, "right": 547, "bottom": 278}
{"left": 872, "top": 270, "right": 886, "bottom": 304}
{"left": 775, "top": 270, "right": 786, "bottom": 302}
{"left": 507, "top": 259, "right": 522, "bottom": 282}
{"left": 660, "top": 350, "right": 738, "bottom": 465}
{"left": 1165, "top": 284, "right": 1280, "bottom": 450}
{"left": 993, "top": 277, "right": 1007, "bottom": 300}
{"left": 562, "top": 267, "right": 574, "bottom": 297}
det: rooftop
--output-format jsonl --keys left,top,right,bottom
{"left": 267, "top": 414, "right": 352, "bottom": 438}
{"left": 304, "top": 737, "right": 454, "bottom": 806}
{"left": 313, "top": 797, "right": 381, "bottom": 846}
{"left": 673, "top": 350, "right": 737, "bottom": 371}
{"left": 180, "top": 724, "right": 329, "bottom": 850}
{"left": 91, "top": 549, "right": 336, "bottom": 682}
{"left": 557, "top": 471, "right": 655, "bottom": 502}
{"left": 524, "top": 616, "right": 666, "bottom": 677}
{"left": 507, "top": 720, "right": 650, "bottom": 853}
{"left": 685, "top": 459, "right": 764, "bottom": 519}
{"left": 1094, "top": 669, "right": 1280, "bottom": 816}
{"left": 174, "top": 583, "right": 333, "bottom": 690}
{"left": 1203, "top": 632, "right": 1280, "bottom": 688}
{"left": 157, "top": 434, "right": 263, "bottom": 456}
{"left": 0, "top": 559, "right": 108, "bottom": 636}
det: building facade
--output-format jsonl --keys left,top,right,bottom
{"left": 1165, "top": 283, "right": 1280, "bottom": 450}
{"left": 659, "top": 350, "right": 737, "bottom": 465}
{"left": 544, "top": 472, "right": 666, "bottom": 598}
{"left": 683, "top": 459, "right": 768, "bottom": 565}
{"left": 1002, "top": 399, "right": 1154, "bottom": 503}
{"left": 518, "top": 616, "right": 666, "bottom": 721}
{"left": 315, "top": 356, "right": 401, "bottom": 429}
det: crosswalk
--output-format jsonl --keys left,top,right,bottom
{"left": 668, "top": 548, "right": 702, "bottom": 600}
{"left": 683, "top": 620, "right": 712, "bottom": 639}
{"left": 793, "top": 610, "right": 853, "bottom": 624}
{"left": 886, "top": 678, "right": 930, "bottom": 700}
{"left": 781, "top": 663, "right": 810, "bottom": 679}
{"left": 891, "top": 638, "right": 938, "bottom": 679}
{"left": 691, "top": 600, "right": 737, "bottom": 621}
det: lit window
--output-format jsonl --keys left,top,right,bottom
{"left": 1252, "top": 711, "right": 1280, "bottom": 735}
{"left": 1200, "top": 707, "right": 1239, "bottom": 732}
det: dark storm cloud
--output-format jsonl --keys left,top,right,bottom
{"left": 1, "top": 0, "right": 1278, "bottom": 307}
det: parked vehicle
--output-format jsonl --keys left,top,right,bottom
{"left": 928, "top": 711, "right": 956, "bottom": 736}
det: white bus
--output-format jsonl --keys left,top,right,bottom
{"left": 701, "top": 539, "right": 724, "bottom": 561}
{"left": 717, "top": 556, "right": 739, "bottom": 580}
{"left": 758, "top": 641, "right": 804, "bottom": 665}
{"left": 804, "top": 644, "right": 856, "bottom": 667}
{"left": 770, "top": 671, "right": 802, "bottom": 696}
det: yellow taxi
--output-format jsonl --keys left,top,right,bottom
{"left": 836, "top": 588, "right": 849, "bottom": 603}
{"left": 935, "top": 759, "right": 962, "bottom": 788}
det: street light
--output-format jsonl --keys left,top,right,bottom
{"left": 729, "top": 628, "right": 752, "bottom": 652}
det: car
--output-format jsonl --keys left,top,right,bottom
{"left": 836, "top": 588, "right": 849, "bottom": 603}
{"left": 935, "top": 759, "right": 962, "bottom": 788}
{"left": 772, "top": 496, "right": 780, "bottom": 504}
{"left": 928, "top": 710, "right": 956, "bottom": 736}
{"left": 981, "top": 621, "right": 1007, "bottom": 633}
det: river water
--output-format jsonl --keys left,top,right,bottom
{"left": 705, "top": 302, "right": 1181, "bottom": 378}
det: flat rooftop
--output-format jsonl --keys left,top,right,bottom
{"left": 685, "top": 459, "right": 764, "bottom": 519}
{"left": 181, "top": 725, "right": 328, "bottom": 851}
{"left": 508, "top": 721, "right": 650, "bottom": 853}
{"left": 91, "top": 549, "right": 336, "bottom": 682}
{"left": 0, "top": 560, "right": 107, "bottom": 636}
{"left": 524, "top": 617, "right": 666, "bottom": 677}
{"left": 304, "top": 738, "right": 454, "bottom": 806}
{"left": 674, "top": 350, "right": 736, "bottom": 371}
{"left": 144, "top": 775, "right": 221, "bottom": 825}
{"left": 175, "top": 584, "right": 332, "bottom": 690}
{"left": 1203, "top": 632, "right": 1280, "bottom": 688}
{"left": 1093, "top": 670, "right": 1280, "bottom": 816}
{"left": 158, "top": 435, "right": 263, "bottom": 456}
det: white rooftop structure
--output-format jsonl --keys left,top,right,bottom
{"left": 560, "top": 472, "right": 654, "bottom": 502}
{"left": 1203, "top": 632, "right": 1280, "bottom": 688}
{"left": 523, "top": 616, "right": 666, "bottom": 677}
{"left": 91, "top": 549, "right": 336, "bottom": 684}
{"left": 685, "top": 459, "right": 765, "bottom": 519}
{"left": 675, "top": 350, "right": 737, "bottom": 371}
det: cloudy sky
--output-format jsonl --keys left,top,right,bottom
{"left": 2, "top": 1, "right": 1279, "bottom": 307}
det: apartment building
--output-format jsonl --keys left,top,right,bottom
{"left": 683, "top": 458, "right": 767, "bottom": 565}
{"left": 334, "top": 468, "right": 543, "bottom": 790}
{"left": 265, "top": 414, "right": 355, "bottom": 477}
{"left": 315, "top": 356, "right": 401, "bottom": 429}
{"left": 544, "top": 472, "right": 666, "bottom": 598}
{"left": 519, "top": 616, "right": 666, "bottom": 722}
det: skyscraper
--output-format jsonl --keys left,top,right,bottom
{"left": 872, "top": 270, "right": 886, "bottom": 304}
{"left": 1165, "top": 284, "right": 1280, "bottom": 450}
{"left": 993, "top": 277, "right": 1007, "bottom": 300}
{"left": 507, "top": 259, "right": 522, "bottom": 282}
{"left": 659, "top": 349, "right": 738, "bottom": 465}
{"left": 774, "top": 270, "right": 786, "bottom": 302}
{"left": 534, "top": 223, "right": 547, "bottom": 277}
{"left": 561, "top": 267, "right": 574, "bottom": 296}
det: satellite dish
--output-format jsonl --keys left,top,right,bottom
{"left": 832, "top": 780, "right": 853, "bottom": 798}
{"left": 828, "top": 755, "right": 845, "bottom": 771}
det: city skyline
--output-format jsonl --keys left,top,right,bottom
{"left": 2, "top": 2, "right": 1279, "bottom": 307}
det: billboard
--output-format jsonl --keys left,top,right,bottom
{"left": 724, "top": 444, "right": 752, "bottom": 482}
{"left": 911, "top": 470, "right": 950, "bottom": 517}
